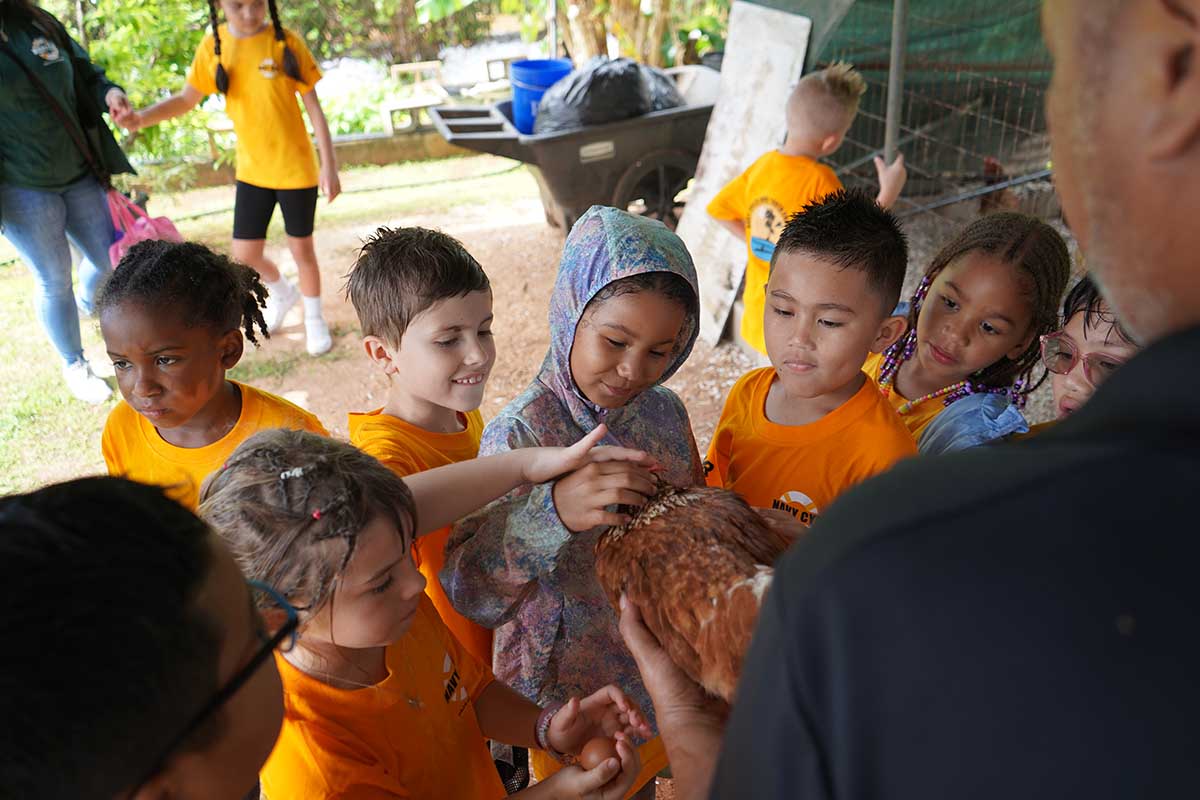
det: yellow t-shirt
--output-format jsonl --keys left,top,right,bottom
{"left": 261, "top": 596, "right": 507, "bottom": 800}
{"left": 101, "top": 381, "right": 328, "bottom": 509}
{"left": 707, "top": 150, "right": 843, "bottom": 354}
{"left": 187, "top": 25, "right": 321, "bottom": 189}
{"left": 703, "top": 367, "right": 916, "bottom": 525}
{"left": 348, "top": 408, "right": 493, "bottom": 668}
{"left": 863, "top": 352, "right": 946, "bottom": 441}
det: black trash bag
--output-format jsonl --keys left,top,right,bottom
{"left": 641, "top": 63, "right": 685, "bottom": 112}
{"left": 534, "top": 56, "right": 681, "bottom": 134}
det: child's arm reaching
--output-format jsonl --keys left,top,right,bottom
{"left": 301, "top": 89, "right": 341, "bottom": 203}
{"left": 403, "top": 424, "right": 653, "bottom": 535}
{"left": 873, "top": 153, "right": 908, "bottom": 209}
{"left": 118, "top": 84, "right": 204, "bottom": 131}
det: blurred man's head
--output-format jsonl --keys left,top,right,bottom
{"left": 1044, "top": 0, "right": 1200, "bottom": 343}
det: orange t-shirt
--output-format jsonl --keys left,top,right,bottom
{"left": 101, "top": 381, "right": 328, "bottom": 509}
{"left": 186, "top": 25, "right": 321, "bottom": 189}
{"left": 703, "top": 367, "right": 916, "bottom": 525}
{"left": 707, "top": 150, "right": 843, "bottom": 354}
{"left": 862, "top": 352, "right": 945, "bottom": 441}
{"left": 349, "top": 408, "right": 493, "bottom": 667}
{"left": 261, "top": 596, "right": 506, "bottom": 800}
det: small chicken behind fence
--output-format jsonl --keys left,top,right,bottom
{"left": 594, "top": 482, "right": 792, "bottom": 702}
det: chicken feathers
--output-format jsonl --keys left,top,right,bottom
{"left": 595, "top": 482, "right": 792, "bottom": 702}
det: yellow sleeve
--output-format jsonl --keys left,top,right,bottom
{"left": 302, "top": 412, "right": 329, "bottom": 437}
{"left": 100, "top": 413, "right": 122, "bottom": 475}
{"left": 703, "top": 377, "right": 748, "bottom": 488}
{"left": 815, "top": 166, "right": 843, "bottom": 202}
{"left": 285, "top": 29, "right": 322, "bottom": 95}
{"left": 186, "top": 35, "right": 217, "bottom": 96}
{"left": 707, "top": 167, "right": 751, "bottom": 222}
{"left": 435, "top": 599, "right": 495, "bottom": 701}
{"left": 350, "top": 424, "right": 424, "bottom": 479}
{"left": 365, "top": 445, "right": 422, "bottom": 480}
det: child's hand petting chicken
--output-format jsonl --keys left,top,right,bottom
{"left": 552, "top": 457, "right": 658, "bottom": 532}
{"left": 519, "top": 423, "right": 657, "bottom": 487}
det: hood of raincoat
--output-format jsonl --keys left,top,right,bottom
{"left": 536, "top": 205, "right": 700, "bottom": 435}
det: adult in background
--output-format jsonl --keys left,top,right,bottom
{"left": 621, "top": 1, "right": 1200, "bottom": 796}
{"left": 0, "top": 0, "right": 133, "bottom": 403}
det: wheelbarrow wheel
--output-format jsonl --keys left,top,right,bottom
{"left": 612, "top": 149, "right": 697, "bottom": 231}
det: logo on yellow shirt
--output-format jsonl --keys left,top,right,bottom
{"left": 771, "top": 490, "right": 819, "bottom": 526}
{"left": 258, "top": 58, "right": 279, "bottom": 79}
{"left": 442, "top": 652, "right": 467, "bottom": 704}
{"left": 747, "top": 196, "right": 787, "bottom": 262}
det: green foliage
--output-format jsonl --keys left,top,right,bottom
{"left": 321, "top": 81, "right": 394, "bottom": 136}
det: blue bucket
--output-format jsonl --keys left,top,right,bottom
{"left": 510, "top": 58, "right": 573, "bottom": 134}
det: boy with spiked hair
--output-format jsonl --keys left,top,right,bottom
{"left": 704, "top": 190, "right": 916, "bottom": 528}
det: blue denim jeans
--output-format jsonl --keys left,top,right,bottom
{"left": 0, "top": 176, "right": 115, "bottom": 365}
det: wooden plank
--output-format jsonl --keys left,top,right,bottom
{"left": 675, "top": 1, "right": 812, "bottom": 345}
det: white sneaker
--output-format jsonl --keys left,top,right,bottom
{"left": 263, "top": 280, "right": 301, "bottom": 333}
{"left": 63, "top": 360, "right": 112, "bottom": 404}
{"left": 305, "top": 316, "right": 333, "bottom": 356}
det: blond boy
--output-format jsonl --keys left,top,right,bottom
{"left": 708, "top": 63, "right": 907, "bottom": 354}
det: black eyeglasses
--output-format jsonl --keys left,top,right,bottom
{"left": 131, "top": 579, "right": 298, "bottom": 791}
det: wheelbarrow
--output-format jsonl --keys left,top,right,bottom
{"left": 428, "top": 66, "right": 719, "bottom": 231}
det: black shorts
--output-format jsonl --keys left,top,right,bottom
{"left": 232, "top": 181, "right": 318, "bottom": 239}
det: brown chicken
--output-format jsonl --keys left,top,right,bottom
{"left": 595, "top": 482, "right": 793, "bottom": 702}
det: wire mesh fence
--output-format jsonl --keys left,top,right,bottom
{"left": 811, "top": 0, "right": 1057, "bottom": 239}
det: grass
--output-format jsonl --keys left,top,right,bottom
{"left": 0, "top": 155, "right": 537, "bottom": 494}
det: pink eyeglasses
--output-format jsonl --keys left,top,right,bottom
{"left": 1039, "top": 330, "right": 1128, "bottom": 388}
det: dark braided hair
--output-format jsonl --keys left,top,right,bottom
{"left": 96, "top": 239, "right": 269, "bottom": 345}
{"left": 197, "top": 429, "right": 416, "bottom": 622}
{"left": 206, "top": 0, "right": 301, "bottom": 94}
{"left": 206, "top": 0, "right": 230, "bottom": 94}
{"left": 266, "top": 0, "right": 302, "bottom": 82}
{"left": 885, "top": 212, "right": 1071, "bottom": 401}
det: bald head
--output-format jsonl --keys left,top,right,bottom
{"left": 1044, "top": 0, "right": 1200, "bottom": 344}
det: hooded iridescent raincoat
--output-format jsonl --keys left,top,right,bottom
{"left": 442, "top": 206, "right": 704, "bottom": 739}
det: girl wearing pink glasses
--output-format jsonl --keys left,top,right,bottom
{"left": 1040, "top": 274, "right": 1140, "bottom": 421}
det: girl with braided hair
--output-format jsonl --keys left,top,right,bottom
{"left": 198, "top": 427, "right": 653, "bottom": 799}
{"left": 863, "top": 211, "right": 1071, "bottom": 454}
{"left": 97, "top": 239, "right": 329, "bottom": 510}
{"left": 118, "top": 0, "right": 340, "bottom": 356}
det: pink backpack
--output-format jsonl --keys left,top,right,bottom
{"left": 107, "top": 190, "right": 183, "bottom": 265}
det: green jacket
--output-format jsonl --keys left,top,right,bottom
{"left": 0, "top": 9, "right": 134, "bottom": 191}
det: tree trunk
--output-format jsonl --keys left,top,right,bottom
{"left": 563, "top": 0, "right": 607, "bottom": 63}
{"left": 390, "top": 0, "right": 423, "bottom": 64}
{"left": 642, "top": 0, "right": 671, "bottom": 67}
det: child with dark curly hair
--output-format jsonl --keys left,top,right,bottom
{"left": 98, "top": 239, "right": 327, "bottom": 508}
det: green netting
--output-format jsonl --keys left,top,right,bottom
{"left": 749, "top": 1, "right": 1052, "bottom": 202}
{"left": 749, "top": 0, "right": 1048, "bottom": 82}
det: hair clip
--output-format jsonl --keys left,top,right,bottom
{"left": 280, "top": 467, "right": 307, "bottom": 480}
